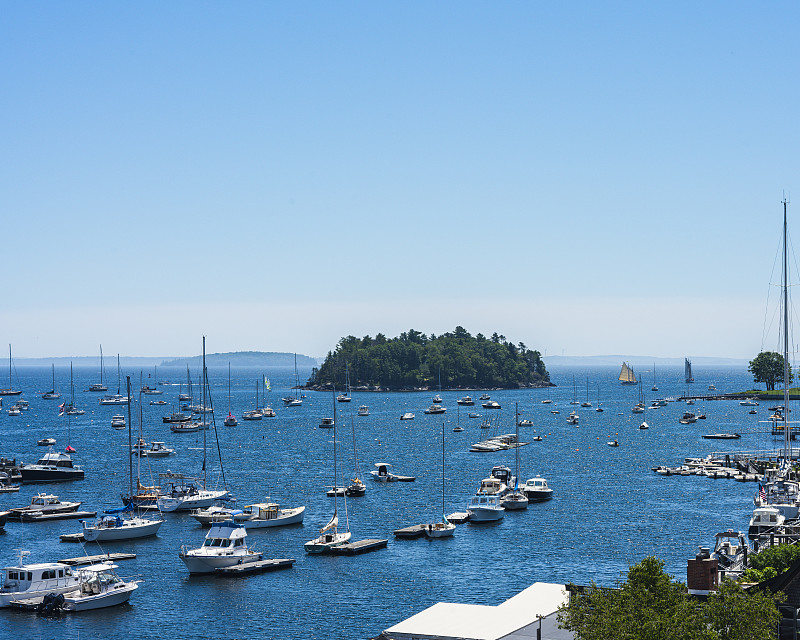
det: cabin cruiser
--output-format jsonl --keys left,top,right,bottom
{"left": 88, "top": 382, "right": 108, "bottom": 393}
{"left": 482, "top": 400, "right": 501, "bottom": 409}
{"left": 37, "top": 437, "right": 56, "bottom": 446}
{"left": 7, "top": 406, "right": 21, "bottom": 416}
{"left": 180, "top": 520, "right": 263, "bottom": 573}
{"left": 650, "top": 399, "right": 668, "bottom": 408}
{"left": 748, "top": 506, "right": 786, "bottom": 539}
{"left": 8, "top": 493, "right": 81, "bottom": 519}
{"left": 191, "top": 502, "right": 305, "bottom": 528}
{"left": 679, "top": 412, "right": 697, "bottom": 424}
{"left": 431, "top": 394, "right": 442, "bottom": 404}
{"left": 242, "top": 409, "right": 263, "bottom": 421}
{"left": 170, "top": 422, "right": 202, "bottom": 433}
{"left": 262, "top": 406, "right": 276, "bottom": 417}
{"left": 61, "top": 562, "right": 139, "bottom": 611}
{"left": 466, "top": 494, "right": 505, "bottom": 522}
{"left": 99, "top": 393, "right": 130, "bottom": 406}
{"left": 162, "top": 411, "right": 192, "bottom": 423}
{"left": 142, "top": 441, "right": 174, "bottom": 458}
{"left": 457, "top": 396, "right": 474, "bottom": 406}
{"left": 400, "top": 412, "right": 415, "bottom": 420}
{"left": 157, "top": 479, "right": 230, "bottom": 512}
{"left": 141, "top": 385, "right": 162, "bottom": 395}
{"left": 566, "top": 411, "right": 579, "bottom": 425}
{"left": 521, "top": 477, "right": 553, "bottom": 502}
{"left": 111, "top": 415, "right": 126, "bottom": 428}
{"left": 319, "top": 417, "right": 334, "bottom": 428}
{"left": 424, "top": 405, "right": 446, "bottom": 414}
{"left": 476, "top": 477, "right": 505, "bottom": 496}
{"left": 19, "top": 449, "right": 84, "bottom": 483}
{"left": 0, "top": 552, "right": 80, "bottom": 607}
{"left": 479, "top": 394, "right": 490, "bottom": 401}
{"left": 357, "top": 405, "right": 369, "bottom": 416}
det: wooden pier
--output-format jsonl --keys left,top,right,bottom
{"left": 215, "top": 558, "right": 296, "bottom": 575}
{"left": 59, "top": 532, "right": 85, "bottom": 543}
{"left": 446, "top": 512, "right": 471, "bottom": 524}
{"left": 393, "top": 524, "right": 427, "bottom": 539}
{"left": 59, "top": 552, "right": 136, "bottom": 566}
{"left": 329, "top": 539, "right": 388, "bottom": 555}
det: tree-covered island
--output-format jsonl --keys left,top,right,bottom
{"left": 305, "top": 326, "right": 550, "bottom": 391}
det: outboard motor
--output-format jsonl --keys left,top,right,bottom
{"left": 37, "top": 592, "right": 65, "bottom": 616}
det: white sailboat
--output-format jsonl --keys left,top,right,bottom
{"left": 224, "top": 363, "right": 237, "bottom": 426}
{"left": 502, "top": 403, "right": 529, "bottom": 511}
{"left": 424, "top": 422, "right": 456, "bottom": 538}
{"left": 337, "top": 362, "right": 352, "bottom": 403}
{"left": 305, "top": 391, "right": 351, "bottom": 553}
{"left": 0, "top": 345, "right": 21, "bottom": 396}
{"left": 651, "top": 363, "right": 658, "bottom": 392}
{"left": 42, "top": 364, "right": 61, "bottom": 399}
{"left": 87, "top": 345, "right": 108, "bottom": 392}
{"left": 98, "top": 354, "right": 129, "bottom": 405}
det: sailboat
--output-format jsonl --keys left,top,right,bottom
{"left": 42, "top": 364, "right": 61, "bottom": 399}
{"left": 651, "top": 363, "right": 658, "bottom": 392}
{"left": 424, "top": 422, "right": 456, "bottom": 537}
{"left": 685, "top": 358, "right": 694, "bottom": 383}
{"left": 81, "top": 377, "right": 164, "bottom": 541}
{"left": 337, "top": 362, "right": 352, "bottom": 403}
{"left": 580, "top": 377, "right": 592, "bottom": 407}
{"left": 224, "top": 363, "right": 238, "bottom": 426}
{"left": 632, "top": 378, "right": 645, "bottom": 414}
{"left": 99, "top": 355, "right": 130, "bottom": 405}
{"left": 453, "top": 404, "right": 464, "bottom": 432}
{"left": 345, "top": 417, "right": 366, "bottom": 497}
{"left": 64, "top": 362, "right": 85, "bottom": 415}
{"left": 501, "top": 404, "right": 528, "bottom": 511}
{"left": 305, "top": 391, "right": 352, "bottom": 553}
{"left": 243, "top": 380, "right": 263, "bottom": 420}
{"left": 284, "top": 353, "right": 303, "bottom": 406}
{"left": 619, "top": 362, "right": 637, "bottom": 385}
{"left": 0, "top": 345, "right": 21, "bottom": 396}
{"left": 432, "top": 367, "right": 443, "bottom": 403}
{"left": 157, "top": 338, "right": 231, "bottom": 512}
{"left": 87, "top": 345, "right": 108, "bottom": 392}
{"left": 570, "top": 376, "right": 579, "bottom": 404}
{"left": 261, "top": 375, "right": 276, "bottom": 417}
{"left": 595, "top": 385, "right": 604, "bottom": 412}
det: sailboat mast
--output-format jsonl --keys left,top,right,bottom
{"left": 100, "top": 345, "right": 104, "bottom": 385}
{"left": 515, "top": 402, "right": 520, "bottom": 488}
{"left": 202, "top": 337, "right": 207, "bottom": 488}
{"left": 784, "top": 200, "right": 791, "bottom": 458}
{"left": 441, "top": 421, "right": 446, "bottom": 518}
{"left": 332, "top": 389, "right": 338, "bottom": 524}
{"left": 8, "top": 344, "right": 11, "bottom": 388}
{"left": 126, "top": 376, "right": 133, "bottom": 497}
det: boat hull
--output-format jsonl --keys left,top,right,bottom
{"left": 82, "top": 518, "right": 163, "bottom": 541}
{"left": 62, "top": 582, "right": 138, "bottom": 611}
{"left": 158, "top": 490, "right": 230, "bottom": 512}
{"left": 19, "top": 468, "right": 84, "bottom": 483}
{"left": 304, "top": 531, "right": 351, "bottom": 554}
{"left": 243, "top": 507, "right": 305, "bottom": 529}
{"left": 180, "top": 551, "right": 263, "bottom": 574}
{"left": 467, "top": 507, "right": 504, "bottom": 522}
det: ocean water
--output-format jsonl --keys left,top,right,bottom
{"left": 0, "top": 363, "right": 774, "bottom": 639}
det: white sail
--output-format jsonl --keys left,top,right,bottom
{"left": 320, "top": 513, "right": 338, "bottom": 534}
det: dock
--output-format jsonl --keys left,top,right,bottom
{"left": 329, "top": 538, "right": 388, "bottom": 555}
{"left": 59, "top": 552, "right": 136, "bottom": 566}
{"left": 446, "top": 512, "right": 471, "bottom": 524}
{"left": 59, "top": 532, "right": 85, "bottom": 543}
{"left": 393, "top": 524, "right": 427, "bottom": 539}
{"left": 19, "top": 511, "right": 96, "bottom": 522}
{"left": 215, "top": 558, "right": 296, "bottom": 575}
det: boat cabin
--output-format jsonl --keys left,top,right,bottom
{"left": 33, "top": 451, "right": 78, "bottom": 469}
{"left": 490, "top": 465, "right": 513, "bottom": 486}
{"left": 1, "top": 561, "right": 77, "bottom": 598}
{"left": 477, "top": 477, "right": 503, "bottom": 495}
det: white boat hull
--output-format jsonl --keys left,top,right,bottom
{"left": 62, "top": 581, "right": 138, "bottom": 611}
{"left": 158, "top": 490, "right": 230, "bottom": 512}
{"left": 304, "top": 531, "right": 351, "bottom": 554}
{"left": 244, "top": 507, "right": 305, "bottom": 528}
{"left": 180, "top": 550, "right": 263, "bottom": 574}
{"left": 82, "top": 517, "right": 163, "bottom": 541}
{"left": 467, "top": 506, "right": 505, "bottom": 522}
{"left": 423, "top": 523, "right": 455, "bottom": 538}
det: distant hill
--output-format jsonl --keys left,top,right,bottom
{"left": 545, "top": 355, "right": 749, "bottom": 367}
{"left": 159, "top": 351, "right": 319, "bottom": 368}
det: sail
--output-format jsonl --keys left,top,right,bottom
{"left": 685, "top": 358, "right": 694, "bottom": 383}
{"left": 619, "top": 362, "right": 637, "bottom": 384}
{"left": 320, "top": 512, "right": 338, "bottom": 534}
{"left": 265, "top": 377, "right": 271, "bottom": 392}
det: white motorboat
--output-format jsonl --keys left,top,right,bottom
{"left": 99, "top": 394, "right": 130, "bottom": 406}
{"left": 400, "top": 412, "right": 415, "bottom": 420}
{"left": 130, "top": 437, "right": 149, "bottom": 455}
{"left": 482, "top": 400, "right": 501, "bottom": 409}
{"left": 479, "top": 394, "right": 490, "bottom": 401}
{"left": 242, "top": 409, "right": 263, "bottom": 421}
{"left": 424, "top": 405, "right": 446, "bottom": 414}
{"left": 81, "top": 508, "right": 163, "bottom": 542}
{"left": 170, "top": 422, "right": 201, "bottom": 433}
{"left": 431, "top": 394, "right": 443, "bottom": 404}
{"left": 192, "top": 502, "right": 305, "bottom": 528}
{"left": 141, "top": 385, "right": 162, "bottom": 395}
{"left": 7, "top": 407, "right": 21, "bottom": 416}
{"left": 0, "top": 551, "right": 80, "bottom": 607}
{"left": 457, "top": 396, "right": 474, "bottom": 406}
{"left": 19, "top": 449, "right": 84, "bottom": 483}
{"left": 566, "top": 411, "right": 579, "bottom": 425}
{"left": 157, "top": 481, "right": 230, "bottom": 512}
{"left": 468, "top": 412, "right": 481, "bottom": 418}
{"left": 8, "top": 493, "right": 81, "bottom": 519}
{"left": 111, "top": 415, "right": 126, "bottom": 428}
{"left": 679, "top": 412, "right": 697, "bottom": 424}
{"left": 61, "top": 563, "right": 139, "bottom": 611}
{"left": 369, "top": 462, "right": 421, "bottom": 482}
{"left": 357, "top": 405, "right": 369, "bottom": 416}
{"left": 520, "top": 477, "right": 553, "bottom": 502}
{"left": 319, "top": 417, "right": 334, "bottom": 428}
{"left": 262, "top": 406, "right": 276, "bottom": 417}
{"left": 180, "top": 520, "right": 263, "bottom": 573}
{"left": 0, "top": 472, "right": 20, "bottom": 493}
{"left": 142, "top": 441, "right": 174, "bottom": 458}
{"left": 748, "top": 506, "right": 785, "bottom": 539}
{"left": 37, "top": 437, "right": 56, "bottom": 446}
{"left": 466, "top": 494, "right": 505, "bottom": 522}
{"left": 740, "top": 399, "right": 759, "bottom": 406}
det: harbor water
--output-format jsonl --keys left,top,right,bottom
{"left": 0, "top": 363, "right": 772, "bottom": 639}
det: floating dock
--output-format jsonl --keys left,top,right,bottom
{"left": 59, "top": 553, "right": 136, "bottom": 566}
{"left": 446, "top": 512, "right": 471, "bottom": 524}
{"left": 329, "top": 539, "right": 388, "bottom": 555}
{"left": 393, "top": 524, "right": 427, "bottom": 539}
{"left": 59, "top": 533, "right": 85, "bottom": 543}
{"left": 20, "top": 511, "right": 96, "bottom": 522}
{"left": 215, "top": 558, "right": 296, "bottom": 575}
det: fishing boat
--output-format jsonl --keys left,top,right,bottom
{"left": 141, "top": 441, "right": 174, "bottom": 457}
{"left": 60, "top": 563, "right": 139, "bottom": 611}
{"left": 424, "top": 405, "right": 446, "bottom": 414}
{"left": 19, "top": 449, "right": 84, "bottom": 483}
{"left": 466, "top": 494, "right": 504, "bottom": 522}
{"left": 180, "top": 519, "right": 263, "bottom": 573}
{"left": 619, "top": 361, "right": 637, "bottom": 385}
{"left": 41, "top": 364, "right": 61, "bottom": 399}
{"left": 424, "top": 423, "right": 456, "bottom": 538}
{"left": 8, "top": 493, "right": 82, "bottom": 519}
{"left": 0, "top": 551, "right": 81, "bottom": 607}
{"left": 0, "top": 345, "right": 22, "bottom": 396}
{"left": 305, "top": 391, "right": 352, "bottom": 553}
{"left": 520, "top": 476, "right": 553, "bottom": 502}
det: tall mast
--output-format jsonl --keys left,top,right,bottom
{"left": 332, "top": 389, "right": 338, "bottom": 524}
{"left": 784, "top": 199, "right": 791, "bottom": 459}
{"left": 126, "top": 376, "right": 133, "bottom": 497}
{"left": 100, "top": 344, "right": 104, "bottom": 385}
{"left": 8, "top": 344, "right": 11, "bottom": 388}
{"left": 441, "top": 420, "right": 446, "bottom": 519}
{"left": 202, "top": 336, "right": 207, "bottom": 488}
{"left": 116, "top": 354, "right": 121, "bottom": 395}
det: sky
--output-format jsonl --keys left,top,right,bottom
{"left": 3, "top": 2, "right": 800, "bottom": 360}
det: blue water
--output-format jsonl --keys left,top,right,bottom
{"left": 0, "top": 363, "right": 773, "bottom": 639}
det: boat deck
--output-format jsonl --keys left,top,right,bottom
{"left": 446, "top": 512, "right": 471, "bottom": 523}
{"left": 329, "top": 539, "right": 388, "bottom": 555}
{"left": 215, "top": 558, "right": 296, "bottom": 575}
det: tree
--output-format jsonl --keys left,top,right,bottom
{"left": 749, "top": 351, "right": 793, "bottom": 391}
{"left": 558, "top": 556, "right": 782, "bottom": 640}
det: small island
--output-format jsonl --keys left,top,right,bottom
{"left": 305, "top": 326, "right": 550, "bottom": 391}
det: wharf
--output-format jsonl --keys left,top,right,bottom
{"left": 446, "top": 512, "right": 471, "bottom": 524}
{"left": 20, "top": 511, "right": 96, "bottom": 522}
{"left": 329, "top": 539, "right": 388, "bottom": 555}
{"left": 59, "top": 553, "right": 136, "bottom": 566}
{"left": 59, "top": 533, "right": 85, "bottom": 543}
{"left": 215, "top": 558, "right": 296, "bottom": 575}
{"left": 394, "top": 524, "right": 427, "bottom": 539}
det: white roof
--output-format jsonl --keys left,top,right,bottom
{"left": 385, "top": 582, "right": 568, "bottom": 640}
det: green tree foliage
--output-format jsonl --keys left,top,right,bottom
{"left": 741, "top": 543, "right": 800, "bottom": 583}
{"left": 307, "top": 326, "right": 549, "bottom": 389}
{"left": 749, "top": 351, "right": 793, "bottom": 391}
{"left": 558, "top": 556, "right": 782, "bottom": 640}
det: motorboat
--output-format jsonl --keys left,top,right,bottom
{"left": 7, "top": 406, "right": 21, "bottom": 416}
{"left": 88, "top": 383, "right": 108, "bottom": 393}
{"left": 371, "top": 463, "right": 396, "bottom": 482}
{"left": 457, "top": 396, "right": 474, "bottom": 406}
{"left": 679, "top": 412, "right": 697, "bottom": 424}
{"left": 431, "top": 394, "right": 443, "bottom": 404}
{"left": 608, "top": 440, "right": 620, "bottom": 447}
{"left": 284, "top": 398, "right": 302, "bottom": 407}
{"left": 740, "top": 399, "right": 759, "bottom": 406}
{"left": 140, "top": 385, "right": 162, "bottom": 395}
{"left": 111, "top": 415, "right": 126, "bottom": 428}
{"left": 453, "top": 426, "right": 464, "bottom": 432}
{"left": 476, "top": 477, "right": 505, "bottom": 496}
{"left": 0, "top": 551, "right": 80, "bottom": 607}
{"left": 702, "top": 433, "right": 741, "bottom": 440}
{"left": 37, "top": 437, "right": 56, "bottom": 446}
{"left": 697, "top": 413, "right": 707, "bottom": 419}
{"left": 357, "top": 405, "right": 369, "bottom": 416}
{"left": 482, "top": 400, "right": 501, "bottom": 409}
{"left": 142, "top": 441, "right": 174, "bottom": 458}
{"left": 468, "top": 412, "right": 481, "bottom": 418}
{"left": 0, "top": 472, "right": 20, "bottom": 493}
{"left": 156, "top": 478, "right": 230, "bottom": 512}
{"left": 479, "top": 394, "right": 490, "bottom": 401}
{"left": 489, "top": 465, "right": 514, "bottom": 490}
{"left": 466, "top": 495, "right": 505, "bottom": 522}
{"left": 223, "top": 412, "right": 238, "bottom": 427}
{"left": 501, "top": 490, "right": 528, "bottom": 511}
{"left": 193, "top": 502, "right": 305, "bottom": 528}
{"left": 130, "top": 437, "right": 149, "bottom": 455}
{"left": 150, "top": 400, "right": 168, "bottom": 405}
{"left": 61, "top": 563, "right": 140, "bottom": 611}
{"left": 99, "top": 394, "right": 130, "bottom": 406}
{"left": 262, "top": 406, "right": 276, "bottom": 417}
{"left": 632, "top": 403, "right": 645, "bottom": 414}
{"left": 566, "top": 411, "right": 579, "bottom": 425}
{"left": 81, "top": 506, "right": 164, "bottom": 542}
{"left": 8, "top": 493, "right": 81, "bottom": 519}
{"left": 180, "top": 520, "right": 263, "bottom": 573}
{"left": 345, "top": 478, "right": 366, "bottom": 497}
{"left": 242, "top": 409, "right": 263, "bottom": 421}
{"left": 424, "top": 405, "right": 446, "bottom": 414}
{"left": 518, "top": 419, "right": 533, "bottom": 426}
{"left": 170, "top": 422, "right": 202, "bottom": 433}
{"left": 521, "top": 477, "right": 553, "bottom": 502}
{"left": 748, "top": 506, "right": 785, "bottom": 539}
{"left": 162, "top": 411, "right": 192, "bottom": 423}
{"left": 319, "top": 417, "right": 334, "bottom": 428}
{"left": 19, "top": 449, "right": 84, "bottom": 483}
{"left": 541, "top": 399, "right": 552, "bottom": 404}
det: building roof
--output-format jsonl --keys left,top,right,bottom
{"left": 384, "top": 582, "right": 569, "bottom": 640}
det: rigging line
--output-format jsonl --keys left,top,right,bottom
{"left": 205, "top": 366, "right": 227, "bottom": 491}
{"left": 763, "top": 228, "right": 784, "bottom": 351}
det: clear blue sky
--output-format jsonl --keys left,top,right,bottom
{"left": 3, "top": 2, "right": 800, "bottom": 359}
